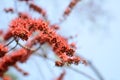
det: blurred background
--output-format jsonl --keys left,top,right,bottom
{"left": 0, "top": 0, "right": 120, "bottom": 80}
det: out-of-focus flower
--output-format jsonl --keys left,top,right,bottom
{"left": 0, "top": 44, "right": 8, "bottom": 57}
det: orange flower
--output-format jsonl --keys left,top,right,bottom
{"left": 0, "top": 44, "right": 8, "bottom": 57}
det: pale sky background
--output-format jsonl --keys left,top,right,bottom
{"left": 0, "top": 0, "right": 120, "bottom": 80}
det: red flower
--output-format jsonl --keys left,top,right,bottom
{"left": 50, "top": 24, "right": 60, "bottom": 30}
{"left": 8, "top": 16, "right": 83, "bottom": 66}
{"left": 0, "top": 44, "right": 8, "bottom": 57}
{"left": 68, "top": 0, "right": 80, "bottom": 9}
{"left": 55, "top": 61, "right": 64, "bottom": 67}
{"left": 4, "top": 8, "right": 14, "bottom": 13}
{"left": 9, "top": 17, "right": 34, "bottom": 40}
{"left": 56, "top": 71, "right": 66, "bottom": 80}
{"left": 18, "top": 12, "right": 30, "bottom": 19}
{"left": 11, "top": 27, "right": 30, "bottom": 40}
{"left": 63, "top": 0, "right": 80, "bottom": 17}
{"left": 3, "top": 30, "right": 13, "bottom": 41}
{"left": 3, "top": 75, "right": 12, "bottom": 80}
{"left": 64, "top": 7, "right": 71, "bottom": 16}
{"left": 29, "top": 3, "right": 47, "bottom": 17}
{"left": 0, "top": 48, "right": 31, "bottom": 76}
{"left": 69, "top": 42, "right": 77, "bottom": 49}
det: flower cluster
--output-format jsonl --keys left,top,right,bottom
{"left": 3, "top": 30, "right": 13, "bottom": 41}
{"left": 0, "top": 0, "right": 89, "bottom": 79}
{"left": 0, "top": 49, "right": 30, "bottom": 76}
{"left": 11, "top": 27, "right": 30, "bottom": 40}
{"left": 0, "top": 15, "right": 86, "bottom": 77}
{"left": 8, "top": 14, "right": 35, "bottom": 40}
{"left": 9, "top": 16, "right": 83, "bottom": 65}
{"left": 16, "top": 17, "right": 85, "bottom": 65}
{"left": 22, "top": 18, "right": 83, "bottom": 66}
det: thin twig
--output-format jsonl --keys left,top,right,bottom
{"left": 8, "top": 43, "right": 18, "bottom": 52}
{"left": 14, "top": 0, "right": 18, "bottom": 14}
{"left": 17, "top": 41, "right": 32, "bottom": 50}
{"left": 76, "top": 54, "right": 104, "bottom": 80}
{"left": 15, "top": 40, "right": 41, "bottom": 52}
{"left": 34, "top": 53, "right": 96, "bottom": 80}
{"left": 67, "top": 66, "right": 96, "bottom": 80}
{"left": 88, "top": 61, "right": 104, "bottom": 80}
{"left": 4, "top": 38, "right": 14, "bottom": 47}
{"left": 40, "top": 47, "right": 56, "bottom": 76}
{"left": 15, "top": 40, "right": 98, "bottom": 80}
{"left": 33, "top": 58, "right": 46, "bottom": 80}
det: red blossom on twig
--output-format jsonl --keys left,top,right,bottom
{"left": 8, "top": 16, "right": 85, "bottom": 66}
{"left": 28, "top": 2, "right": 47, "bottom": 19}
{"left": 3, "top": 31, "right": 13, "bottom": 41}
{"left": 0, "top": 5, "right": 86, "bottom": 77}
{"left": 4, "top": 8, "right": 14, "bottom": 13}
{"left": 14, "top": 64, "right": 29, "bottom": 76}
{"left": 0, "top": 44, "right": 8, "bottom": 57}
{"left": 63, "top": 0, "right": 80, "bottom": 17}
{"left": 56, "top": 71, "right": 66, "bottom": 80}
{"left": 0, "top": 48, "right": 31, "bottom": 77}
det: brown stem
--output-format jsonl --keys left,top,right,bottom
{"left": 8, "top": 43, "right": 18, "bottom": 52}
{"left": 15, "top": 40, "right": 39, "bottom": 52}
{"left": 4, "top": 38, "right": 15, "bottom": 47}
{"left": 88, "top": 61, "right": 104, "bottom": 80}
{"left": 33, "top": 58, "right": 46, "bottom": 80}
